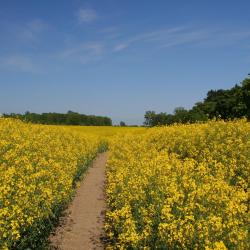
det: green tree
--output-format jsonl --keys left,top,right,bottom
{"left": 241, "top": 77, "right": 250, "bottom": 119}
{"left": 144, "top": 111, "right": 156, "bottom": 126}
{"left": 120, "top": 121, "right": 126, "bottom": 126}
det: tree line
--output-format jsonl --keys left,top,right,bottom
{"left": 144, "top": 76, "right": 250, "bottom": 126}
{"left": 3, "top": 111, "right": 112, "bottom": 126}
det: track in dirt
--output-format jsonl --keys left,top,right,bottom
{"left": 49, "top": 152, "right": 108, "bottom": 250}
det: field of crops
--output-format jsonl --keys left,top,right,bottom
{"left": 0, "top": 118, "right": 249, "bottom": 249}
{"left": 106, "top": 120, "right": 250, "bottom": 249}
{"left": 0, "top": 118, "right": 144, "bottom": 249}
{"left": 0, "top": 119, "right": 105, "bottom": 249}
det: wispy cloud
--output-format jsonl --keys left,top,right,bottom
{"left": 113, "top": 26, "right": 186, "bottom": 52}
{"left": 160, "top": 30, "right": 210, "bottom": 48}
{"left": 114, "top": 43, "right": 129, "bottom": 52}
{"left": 57, "top": 26, "right": 250, "bottom": 64}
{"left": 77, "top": 9, "right": 98, "bottom": 23}
{"left": 0, "top": 55, "right": 36, "bottom": 72}
{"left": 113, "top": 26, "right": 250, "bottom": 52}
{"left": 20, "top": 19, "right": 47, "bottom": 40}
{"left": 60, "top": 42, "right": 104, "bottom": 64}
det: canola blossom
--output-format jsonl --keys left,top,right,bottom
{"left": 0, "top": 119, "right": 104, "bottom": 249}
{"left": 105, "top": 120, "right": 250, "bottom": 249}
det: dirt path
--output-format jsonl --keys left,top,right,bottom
{"left": 50, "top": 152, "right": 108, "bottom": 250}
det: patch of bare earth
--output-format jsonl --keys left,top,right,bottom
{"left": 49, "top": 152, "right": 108, "bottom": 250}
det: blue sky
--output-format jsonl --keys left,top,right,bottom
{"left": 0, "top": 0, "right": 250, "bottom": 124}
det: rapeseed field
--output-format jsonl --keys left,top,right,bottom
{"left": 0, "top": 119, "right": 103, "bottom": 249}
{"left": 1, "top": 118, "right": 249, "bottom": 249}
{"left": 105, "top": 120, "right": 250, "bottom": 249}
{"left": 0, "top": 118, "right": 144, "bottom": 249}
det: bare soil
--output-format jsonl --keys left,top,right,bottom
{"left": 49, "top": 152, "right": 108, "bottom": 250}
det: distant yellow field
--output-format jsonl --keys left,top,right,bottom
{"left": 64, "top": 125, "right": 147, "bottom": 137}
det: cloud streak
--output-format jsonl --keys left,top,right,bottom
{"left": 114, "top": 43, "right": 129, "bottom": 52}
{"left": 113, "top": 26, "right": 250, "bottom": 52}
{"left": 60, "top": 42, "right": 104, "bottom": 64}
{"left": 20, "top": 19, "right": 47, "bottom": 40}
{"left": 113, "top": 26, "right": 187, "bottom": 52}
{"left": 77, "top": 9, "right": 98, "bottom": 23}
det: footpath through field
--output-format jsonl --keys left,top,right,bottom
{"left": 50, "top": 152, "right": 108, "bottom": 250}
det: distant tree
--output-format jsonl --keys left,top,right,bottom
{"left": 154, "top": 112, "right": 168, "bottom": 125}
{"left": 189, "top": 103, "right": 208, "bottom": 122}
{"left": 67, "top": 110, "right": 78, "bottom": 114}
{"left": 144, "top": 111, "right": 156, "bottom": 126}
{"left": 3, "top": 111, "right": 112, "bottom": 126}
{"left": 143, "top": 74, "right": 250, "bottom": 126}
{"left": 120, "top": 121, "right": 126, "bottom": 126}
{"left": 173, "top": 107, "right": 190, "bottom": 123}
{"left": 241, "top": 77, "right": 250, "bottom": 119}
